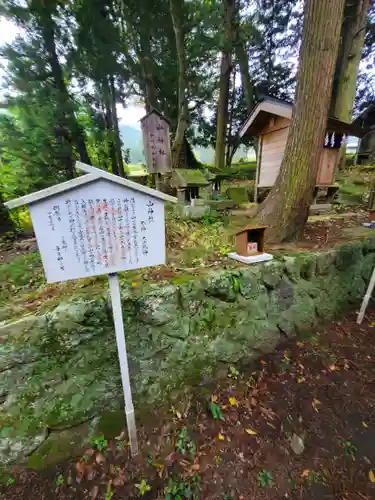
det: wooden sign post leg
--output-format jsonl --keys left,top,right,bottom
{"left": 357, "top": 267, "right": 375, "bottom": 324}
{"left": 108, "top": 272, "right": 139, "bottom": 456}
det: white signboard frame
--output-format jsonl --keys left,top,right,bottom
{"left": 5, "top": 162, "right": 177, "bottom": 456}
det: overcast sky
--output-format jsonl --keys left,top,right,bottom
{"left": 0, "top": 17, "right": 145, "bottom": 129}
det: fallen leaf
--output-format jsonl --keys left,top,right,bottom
{"left": 260, "top": 359, "right": 266, "bottom": 365}
{"left": 91, "top": 485, "right": 99, "bottom": 500}
{"left": 301, "top": 469, "right": 310, "bottom": 478}
{"left": 75, "top": 460, "right": 85, "bottom": 482}
{"left": 176, "top": 410, "right": 182, "bottom": 419}
{"left": 312, "top": 398, "right": 321, "bottom": 412}
{"left": 363, "top": 421, "right": 369, "bottom": 428}
{"left": 218, "top": 433, "right": 225, "bottom": 441}
{"left": 291, "top": 433, "right": 305, "bottom": 455}
{"left": 328, "top": 364, "right": 337, "bottom": 371}
{"left": 369, "top": 470, "right": 375, "bottom": 484}
{"left": 131, "top": 282, "right": 137, "bottom": 287}
{"left": 245, "top": 428, "right": 257, "bottom": 436}
{"left": 228, "top": 396, "right": 238, "bottom": 406}
{"left": 297, "top": 376, "right": 305, "bottom": 384}
{"left": 95, "top": 452, "right": 105, "bottom": 464}
{"left": 296, "top": 341, "right": 304, "bottom": 347}
{"left": 211, "top": 394, "right": 218, "bottom": 403}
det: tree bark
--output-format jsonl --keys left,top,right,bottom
{"left": 215, "top": 0, "right": 236, "bottom": 170}
{"left": 256, "top": 0, "right": 346, "bottom": 243}
{"left": 331, "top": 0, "right": 370, "bottom": 122}
{"left": 109, "top": 76, "right": 125, "bottom": 177}
{"left": 169, "top": 0, "right": 188, "bottom": 169}
{"left": 331, "top": 0, "right": 370, "bottom": 169}
{"left": 41, "top": 12, "right": 91, "bottom": 175}
{"left": 103, "top": 79, "right": 119, "bottom": 175}
{"left": 236, "top": 42, "right": 255, "bottom": 113}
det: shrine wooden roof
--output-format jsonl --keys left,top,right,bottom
{"left": 171, "top": 169, "right": 210, "bottom": 188}
{"left": 5, "top": 162, "right": 177, "bottom": 209}
{"left": 239, "top": 97, "right": 366, "bottom": 138}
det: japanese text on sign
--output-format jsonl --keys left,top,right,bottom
{"left": 29, "top": 179, "right": 166, "bottom": 283}
{"left": 141, "top": 112, "right": 171, "bottom": 174}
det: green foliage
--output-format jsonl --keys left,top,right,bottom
{"left": 175, "top": 427, "right": 196, "bottom": 458}
{"left": 258, "top": 469, "right": 273, "bottom": 488}
{"left": 208, "top": 401, "right": 224, "bottom": 420}
{"left": 228, "top": 365, "right": 240, "bottom": 380}
{"left": 92, "top": 434, "right": 108, "bottom": 452}
{"left": 135, "top": 479, "right": 151, "bottom": 497}
{"left": 164, "top": 475, "right": 201, "bottom": 500}
{"left": 6, "top": 476, "right": 16, "bottom": 486}
{"left": 105, "top": 482, "right": 114, "bottom": 500}
{"left": 338, "top": 439, "right": 357, "bottom": 460}
{"left": 55, "top": 474, "right": 65, "bottom": 486}
{"left": 0, "top": 253, "right": 44, "bottom": 305}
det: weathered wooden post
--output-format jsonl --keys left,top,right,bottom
{"left": 140, "top": 110, "right": 172, "bottom": 190}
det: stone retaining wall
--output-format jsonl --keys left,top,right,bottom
{"left": 1, "top": 238, "right": 375, "bottom": 466}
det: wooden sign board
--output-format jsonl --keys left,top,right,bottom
{"left": 141, "top": 110, "right": 171, "bottom": 174}
{"left": 29, "top": 179, "right": 166, "bottom": 283}
{"left": 5, "top": 162, "right": 177, "bottom": 457}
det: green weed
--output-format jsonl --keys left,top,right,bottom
{"left": 208, "top": 401, "right": 224, "bottom": 420}
{"left": 228, "top": 365, "right": 240, "bottom": 380}
{"left": 258, "top": 469, "right": 273, "bottom": 488}
{"left": 214, "top": 455, "right": 222, "bottom": 466}
{"left": 92, "top": 434, "right": 108, "bottom": 452}
{"left": 55, "top": 474, "right": 64, "bottom": 486}
{"left": 164, "top": 475, "right": 201, "bottom": 499}
{"left": 105, "top": 482, "right": 113, "bottom": 500}
{"left": 136, "top": 478, "right": 151, "bottom": 496}
{"left": 175, "top": 427, "right": 196, "bottom": 458}
{"left": 338, "top": 440, "right": 357, "bottom": 460}
{"left": 6, "top": 476, "right": 16, "bottom": 486}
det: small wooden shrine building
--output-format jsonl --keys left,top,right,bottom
{"left": 171, "top": 169, "right": 210, "bottom": 203}
{"left": 239, "top": 97, "right": 365, "bottom": 201}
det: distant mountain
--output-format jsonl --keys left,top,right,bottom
{"left": 119, "top": 124, "right": 145, "bottom": 163}
{"left": 119, "top": 124, "right": 254, "bottom": 165}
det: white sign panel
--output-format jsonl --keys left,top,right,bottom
{"left": 29, "top": 179, "right": 165, "bottom": 283}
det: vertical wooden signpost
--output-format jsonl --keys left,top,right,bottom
{"left": 140, "top": 110, "right": 171, "bottom": 190}
{"left": 5, "top": 161, "right": 177, "bottom": 457}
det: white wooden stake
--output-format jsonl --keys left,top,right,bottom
{"left": 357, "top": 267, "right": 375, "bottom": 324}
{"left": 108, "top": 272, "right": 139, "bottom": 456}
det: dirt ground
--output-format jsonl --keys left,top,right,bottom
{"left": 3, "top": 308, "right": 375, "bottom": 499}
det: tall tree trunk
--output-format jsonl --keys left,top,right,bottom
{"left": 103, "top": 80, "right": 119, "bottom": 175}
{"left": 256, "top": 0, "right": 346, "bottom": 243}
{"left": 331, "top": 0, "right": 370, "bottom": 122}
{"left": 236, "top": 42, "right": 255, "bottom": 113}
{"left": 225, "top": 67, "right": 237, "bottom": 167}
{"left": 42, "top": 13, "right": 91, "bottom": 175}
{"left": 331, "top": 0, "right": 370, "bottom": 168}
{"left": 215, "top": 0, "right": 236, "bottom": 170}
{"left": 138, "top": 34, "right": 159, "bottom": 113}
{"left": 109, "top": 76, "right": 125, "bottom": 177}
{"left": 170, "top": 0, "right": 188, "bottom": 169}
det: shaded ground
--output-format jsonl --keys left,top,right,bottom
{"left": 3, "top": 309, "right": 375, "bottom": 499}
